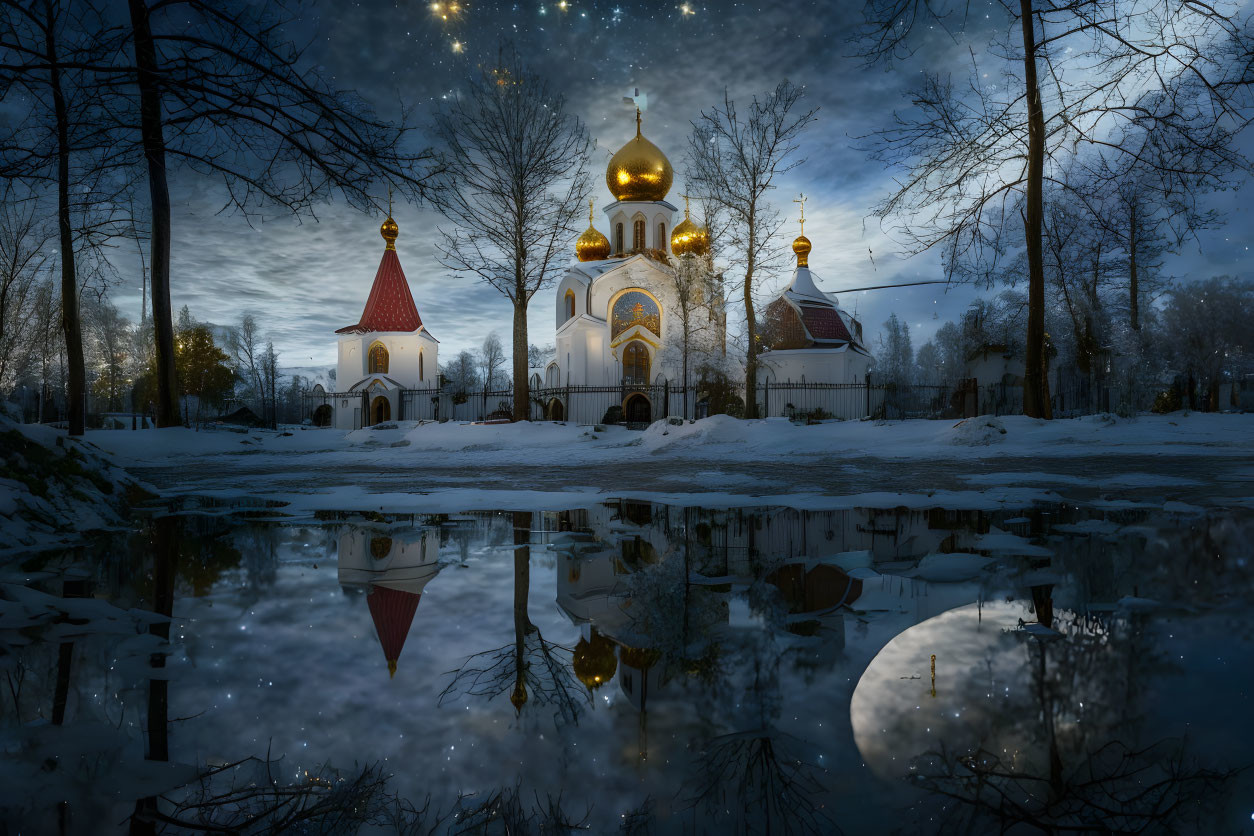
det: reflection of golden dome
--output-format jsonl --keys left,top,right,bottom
{"left": 575, "top": 199, "right": 611, "bottom": 261}
{"left": 606, "top": 109, "right": 673, "bottom": 202}
{"left": 792, "top": 235, "right": 811, "bottom": 268}
{"left": 510, "top": 682, "right": 527, "bottom": 713}
{"left": 573, "top": 629, "right": 618, "bottom": 690}
{"left": 619, "top": 644, "right": 661, "bottom": 670}
{"left": 380, "top": 216, "right": 399, "bottom": 250}
{"left": 670, "top": 196, "right": 709, "bottom": 257}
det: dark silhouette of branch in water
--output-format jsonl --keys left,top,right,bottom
{"left": 438, "top": 511, "right": 588, "bottom": 725}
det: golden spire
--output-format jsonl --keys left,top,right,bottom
{"left": 606, "top": 108, "right": 673, "bottom": 202}
{"left": 380, "top": 185, "right": 398, "bottom": 250}
{"left": 671, "top": 192, "right": 710, "bottom": 257}
{"left": 791, "top": 192, "right": 811, "bottom": 267}
{"left": 575, "top": 197, "right": 611, "bottom": 261}
{"left": 387, "top": 658, "right": 397, "bottom": 678}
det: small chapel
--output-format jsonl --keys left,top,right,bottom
{"left": 331, "top": 211, "right": 438, "bottom": 430}
{"left": 545, "top": 109, "right": 870, "bottom": 422}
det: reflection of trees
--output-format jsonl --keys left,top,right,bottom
{"left": 680, "top": 635, "right": 835, "bottom": 835}
{"left": 912, "top": 601, "right": 1236, "bottom": 833}
{"left": 439, "top": 512, "right": 588, "bottom": 725}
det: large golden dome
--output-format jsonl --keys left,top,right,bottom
{"left": 606, "top": 109, "right": 673, "bottom": 202}
{"left": 575, "top": 199, "right": 611, "bottom": 261}
{"left": 670, "top": 196, "right": 709, "bottom": 257}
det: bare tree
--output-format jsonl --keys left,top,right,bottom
{"left": 427, "top": 47, "right": 592, "bottom": 422}
{"left": 478, "top": 331, "right": 506, "bottom": 415}
{"left": 669, "top": 245, "right": 722, "bottom": 417}
{"left": 0, "top": 0, "right": 124, "bottom": 435}
{"left": 686, "top": 82, "right": 816, "bottom": 418}
{"left": 856, "top": 0, "right": 1254, "bottom": 418}
{"left": 261, "top": 340, "right": 279, "bottom": 429}
{"left": 440, "top": 349, "right": 479, "bottom": 399}
{"left": 226, "top": 313, "right": 263, "bottom": 414}
{"left": 121, "top": 0, "right": 436, "bottom": 429}
{"left": 1161, "top": 276, "right": 1252, "bottom": 410}
{"left": 0, "top": 184, "right": 50, "bottom": 395}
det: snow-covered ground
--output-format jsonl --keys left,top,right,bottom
{"left": 75, "top": 412, "right": 1254, "bottom": 513}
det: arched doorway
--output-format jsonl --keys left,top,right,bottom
{"left": 547, "top": 398, "right": 565, "bottom": 421}
{"left": 622, "top": 340, "right": 650, "bottom": 385}
{"left": 371, "top": 395, "right": 391, "bottom": 425}
{"left": 623, "top": 393, "right": 651, "bottom": 424}
{"left": 312, "top": 404, "right": 333, "bottom": 427}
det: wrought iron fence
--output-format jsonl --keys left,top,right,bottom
{"left": 302, "top": 369, "right": 1164, "bottom": 429}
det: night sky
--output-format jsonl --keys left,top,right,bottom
{"left": 110, "top": 0, "right": 1253, "bottom": 373}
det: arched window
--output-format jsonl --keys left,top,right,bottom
{"left": 419, "top": 350, "right": 424, "bottom": 381}
{"left": 615, "top": 223, "right": 624, "bottom": 254}
{"left": 368, "top": 341, "right": 389, "bottom": 374}
{"left": 657, "top": 222, "right": 665, "bottom": 249}
{"left": 632, "top": 219, "right": 645, "bottom": 251}
{"left": 622, "top": 340, "right": 650, "bottom": 385}
{"left": 564, "top": 290, "right": 576, "bottom": 321}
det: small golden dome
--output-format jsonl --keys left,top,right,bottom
{"left": 792, "top": 235, "right": 811, "bottom": 267}
{"left": 380, "top": 216, "right": 399, "bottom": 250}
{"left": 575, "top": 199, "right": 611, "bottom": 261}
{"left": 671, "top": 195, "right": 709, "bottom": 257}
{"left": 606, "top": 108, "right": 673, "bottom": 202}
{"left": 509, "top": 682, "right": 527, "bottom": 713}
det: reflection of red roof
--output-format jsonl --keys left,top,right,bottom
{"left": 766, "top": 563, "right": 863, "bottom": 612}
{"left": 798, "top": 303, "right": 852, "bottom": 343}
{"left": 366, "top": 584, "right": 421, "bottom": 676}
{"left": 336, "top": 249, "right": 422, "bottom": 335}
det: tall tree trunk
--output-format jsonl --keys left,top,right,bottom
{"left": 128, "top": 0, "right": 179, "bottom": 428}
{"left": 45, "top": 3, "right": 85, "bottom": 436}
{"left": 1128, "top": 205, "right": 1140, "bottom": 331}
{"left": 743, "top": 222, "right": 759, "bottom": 419}
{"left": 512, "top": 297, "right": 529, "bottom": 421}
{"left": 1019, "top": 0, "right": 1051, "bottom": 419}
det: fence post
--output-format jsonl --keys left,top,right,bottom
{"left": 865, "top": 373, "right": 871, "bottom": 418}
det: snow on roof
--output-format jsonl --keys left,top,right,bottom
{"left": 336, "top": 248, "right": 423, "bottom": 335}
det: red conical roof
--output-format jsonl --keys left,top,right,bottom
{"left": 336, "top": 247, "right": 423, "bottom": 335}
{"left": 366, "top": 584, "right": 421, "bottom": 677}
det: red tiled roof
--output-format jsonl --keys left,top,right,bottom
{"left": 336, "top": 249, "right": 422, "bottom": 334}
{"left": 798, "top": 302, "right": 852, "bottom": 343}
{"left": 366, "top": 584, "right": 420, "bottom": 675}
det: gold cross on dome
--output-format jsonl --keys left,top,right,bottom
{"left": 682, "top": 193, "right": 691, "bottom": 218}
{"left": 793, "top": 193, "right": 807, "bottom": 236}
{"left": 588, "top": 197, "right": 595, "bottom": 223}
{"left": 387, "top": 184, "right": 394, "bottom": 217}
{"left": 635, "top": 106, "right": 642, "bottom": 136}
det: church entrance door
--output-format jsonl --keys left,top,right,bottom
{"left": 623, "top": 393, "right": 651, "bottom": 424}
{"left": 547, "top": 398, "right": 565, "bottom": 421}
{"left": 371, "top": 395, "right": 391, "bottom": 425}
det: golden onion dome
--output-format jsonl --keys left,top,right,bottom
{"left": 606, "top": 108, "right": 673, "bottom": 202}
{"left": 792, "top": 235, "right": 811, "bottom": 267}
{"left": 575, "top": 199, "right": 611, "bottom": 261}
{"left": 380, "top": 215, "right": 399, "bottom": 251}
{"left": 572, "top": 629, "right": 618, "bottom": 691}
{"left": 670, "top": 195, "right": 710, "bottom": 257}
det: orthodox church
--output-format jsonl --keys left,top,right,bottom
{"left": 331, "top": 213, "right": 438, "bottom": 430}
{"left": 546, "top": 109, "right": 869, "bottom": 423}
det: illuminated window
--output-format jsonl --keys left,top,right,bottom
{"left": 368, "top": 341, "right": 389, "bottom": 374}
{"left": 622, "top": 341, "right": 650, "bottom": 385}
{"left": 632, "top": 219, "right": 645, "bottom": 251}
{"left": 657, "top": 222, "right": 665, "bottom": 248}
{"left": 419, "top": 350, "right": 424, "bottom": 381}
{"left": 565, "top": 290, "right": 576, "bottom": 321}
